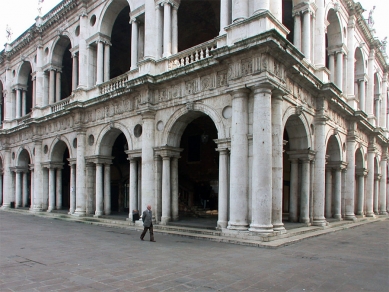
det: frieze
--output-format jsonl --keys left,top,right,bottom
{"left": 216, "top": 70, "right": 227, "bottom": 87}
{"left": 200, "top": 75, "right": 215, "bottom": 91}
{"left": 355, "top": 127, "right": 368, "bottom": 145}
{"left": 241, "top": 58, "right": 253, "bottom": 76}
{"left": 185, "top": 79, "right": 199, "bottom": 95}
{"left": 85, "top": 98, "right": 134, "bottom": 123}
{"left": 286, "top": 76, "right": 316, "bottom": 108}
{"left": 328, "top": 110, "right": 347, "bottom": 130}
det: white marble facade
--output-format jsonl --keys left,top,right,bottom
{"left": 0, "top": 0, "right": 388, "bottom": 235}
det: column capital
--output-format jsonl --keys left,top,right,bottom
{"left": 374, "top": 174, "right": 382, "bottom": 181}
{"left": 251, "top": 83, "right": 274, "bottom": 94}
{"left": 126, "top": 149, "right": 142, "bottom": 160}
{"left": 214, "top": 138, "right": 231, "bottom": 151}
{"left": 327, "top": 161, "right": 348, "bottom": 170}
{"left": 287, "top": 150, "right": 316, "bottom": 161}
{"left": 227, "top": 87, "right": 250, "bottom": 98}
{"left": 356, "top": 168, "right": 368, "bottom": 177}
{"left": 154, "top": 146, "right": 183, "bottom": 158}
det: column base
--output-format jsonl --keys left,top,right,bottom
{"left": 379, "top": 211, "right": 388, "bottom": 215}
{"left": 273, "top": 222, "right": 286, "bottom": 232}
{"left": 47, "top": 208, "right": 53, "bottom": 213}
{"left": 248, "top": 224, "right": 273, "bottom": 234}
{"left": 227, "top": 221, "right": 249, "bottom": 231}
{"left": 1, "top": 204, "right": 11, "bottom": 210}
{"left": 31, "top": 205, "right": 43, "bottom": 212}
{"left": 68, "top": 209, "right": 75, "bottom": 215}
{"left": 365, "top": 212, "right": 376, "bottom": 218}
{"left": 94, "top": 211, "right": 103, "bottom": 217}
{"left": 333, "top": 214, "right": 342, "bottom": 220}
{"left": 217, "top": 220, "right": 228, "bottom": 230}
{"left": 160, "top": 216, "right": 170, "bottom": 225}
{"left": 344, "top": 214, "right": 357, "bottom": 221}
{"left": 299, "top": 218, "right": 310, "bottom": 224}
{"left": 73, "top": 209, "right": 86, "bottom": 217}
{"left": 104, "top": 210, "right": 111, "bottom": 216}
{"left": 312, "top": 218, "right": 328, "bottom": 227}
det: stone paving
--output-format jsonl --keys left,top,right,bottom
{"left": 0, "top": 210, "right": 388, "bottom": 292}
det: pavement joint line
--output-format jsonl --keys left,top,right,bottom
{"left": 1, "top": 208, "right": 387, "bottom": 249}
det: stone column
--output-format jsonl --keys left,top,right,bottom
{"left": 333, "top": 166, "right": 343, "bottom": 220}
{"left": 0, "top": 172, "right": 3, "bottom": 206}
{"left": 35, "top": 44, "right": 44, "bottom": 107}
{"left": 56, "top": 168, "right": 62, "bottom": 210}
{"left": 1, "top": 150, "right": 11, "bottom": 208}
{"left": 85, "top": 163, "right": 94, "bottom": 215}
{"left": 78, "top": 11, "right": 88, "bottom": 89}
{"left": 48, "top": 167, "right": 55, "bottom": 212}
{"left": 365, "top": 146, "right": 375, "bottom": 217}
{"left": 300, "top": 159, "right": 311, "bottom": 223}
{"left": 29, "top": 168, "right": 34, "bottom": 210}
{"left": 32, "top": 76, "right": 36, "bottom": 108}
{"left": 49, "top": 69, "right": 55, "bottom": 104}
{"left": 22, "top": 171, "right": 28, "bottom": 207}
{"left": 69, "top": 163, "right": 76, "bottom": 214}
{"left": 72, "top": 53, "right": 78, "bottom": 91}
{"left": 94, "top": 163, "right": 103, "bottom": 217}
{"left": 379, "top": 157, "right": 387, "bottom": 215}
{"left": 345, "top": 131, "right": 356, "bottom": 220}
{"left": 367, "top": 49, "right": 375, "bottom": 125}
{"left": 21, "top": 90, "right": 26, "bottom": 116}
{"left": 96, "top": 41, "right": 104, "bottom": 85}
{"left": 55, "top": 71, "right": 61, "bottom": 102}
{"left": 219, "top": 0, "right": 230, "bottom": 35}
{"left": 381, "top": 73, "right": 388, "bottom": 129}
{"left": 335, "top": 51, "right": 343, "bottom": 90}
{"left": 325, "top": 168, "right": 332, "bottom": 219}
{"left": 156, "top": 4, "right": 163, "bottom": 59}
{"left": 347, "top": 16, "right": 355, "bottom": 100}
{"left": 375, "top": 95, "right": 381, "bottom": 126}
{"left": 356, "top": 170, "right": 366, "bottom": 216}
{"left": 270, "top": 0, "right": 282, "bottom": 22}
{"left": 228, "top": 89, "right": 249, "bottom": 230}
{"left": 172, "top": 6, "right": 178, "bottom": 55}
{"left": 373, "top": 174, "right": 380, "bottom": 214}
{"left": 141, "top": 111, "right": 155, "bottom": 212}
{"left": 359, "top": 79, "right": 366, "bottom": 111}
{"left": 253, "top": 0, "right": 269, "bottom": 15}
{"left": 289, "top": 158, "right": 299, "bottom": 222}
{"left": 42, "top": 168, "right": 49, "bottom": 210}
{"left": 32, "top": 141, "right": 43, "bottom": 212}
{"left": 131, "top": 19, "right": 139, "bottom": 70}
{"left": 163, "top": 1, "right": 172, "bottom": 58}
{"left": 129, "top": 159, "right": 138, "bottom": 220}
{"left": 15, "top": 171, "right": 22, "bottom": 208}
{"left": 302, "top": 9, "right": 311, "bottom": 61}
{"left": 15, "top": 89, "right": 21, "bottom": 118}
{"left": 250, "top": 84, "right": 273, "bottom": 233}
{"left": 104, "top": 43, "right": 110, "bottom": 82}
{"left": 217, "top": 148, "right": 228, "bottom": 229}
{"left": 144, "top": 0, "right": 157, "bottom": 59}
{"left": 232, "top": 0, "right": 248, "bottom": 22}
{"left": 154, "top": 155, "right": 162, "bottom": 222}
{"left": 314, "top": 0, "right": 326, "bottom": 67}
{"left": 272, "top": 91, "right": 285, "bottom": 232}
{"left": 104, "top": 163, "right": 111, "bottom": 215}
{"left": 43, "top": 72, "right": 49, "bottom": 106}
{"left": 293, "top": 12, "right": 301, "bottom": 51}
{"left": 161, "top": 156, "right": 171, "bottom": 224}
{"left": 329, "top": 53, "right": 335, "bottom": 83}
{"left": 171, "top": 157, "right": 179, "bottom": 221}
{"left": 313, "top": 98, "right": 327, "bottom": 226}
{"left": 74, "top": 131, "right": 86, "bottom": 216}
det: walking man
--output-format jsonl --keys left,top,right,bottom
{"left": 140, "top": 205, "right": 156, "bottom": 242}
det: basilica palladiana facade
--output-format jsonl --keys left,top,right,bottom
{"left": 0, "top": 0, "right": 388, "bottom": 235}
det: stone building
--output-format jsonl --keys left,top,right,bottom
{"left": 0, "top": 0, "right": 388, "bottom": 235}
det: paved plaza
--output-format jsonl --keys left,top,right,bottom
{"left": 0, "top": 211, "right": 388, "bottom": 292}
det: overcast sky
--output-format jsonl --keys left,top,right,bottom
{"left": 0, "top": 0, "right": 387, "bottom": 52}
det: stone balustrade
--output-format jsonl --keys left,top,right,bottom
{"left": 99, "top": 73, "right": 129, "bottom": 95}
{"left": 51, "top": 97, "right": 71, "bottom": 113}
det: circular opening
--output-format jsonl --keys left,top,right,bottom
{"left": 45, "top": 47, "right": 49, "bottom": 56}
{"left": 73, "top": 138, "right": 77, "bottom": 148}
{"left": 134, "top": 124, "right": 143, "bottom": 138}
{"left": 88, "top": 134, "right": 94, "bottom": 146}
{"left": 43, "top": 145, "right": 48, "bottom": 154}
{"left": 75, "top": 25, "right": 80, "bottom": 36}
{"left": 222, "top": 106, "right": 232, "bottom": 119}
{"left": 90, "top": 15, "right": 96, "bottom": 26}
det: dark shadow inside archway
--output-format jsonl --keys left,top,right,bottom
{"left": 61, "top": 148, "right": 70, "bottom": 209}
{"left": 174, "top": 115, "right": 218, "bottom": 228}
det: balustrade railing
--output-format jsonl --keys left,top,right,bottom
{"left": 51, "top": 97, "right": 71, "bottom": 113}
{"left": 168, "top": 40, "right": 217, "bottom": 70}
{"left": 99, "top": 73, "right": 129, "bottom": 95}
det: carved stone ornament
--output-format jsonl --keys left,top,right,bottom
{"left": 186, "top": 102, "right": 194, "bottom": 112}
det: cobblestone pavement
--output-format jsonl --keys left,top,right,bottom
{"left": 0, "top": 211, "right": 388, "bottom": 292}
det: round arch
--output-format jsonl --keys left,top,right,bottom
{"left": 95, "top": 122, "right": 134, "bottom": 156}
{"left": 51, "top": 35, "right": 73, "bottom": 67}
{"left": 355, "top": 147, "right": 365, "bottom": 168}
{"left": 162, "top": 103, "right": 226, "bottom": 147}
{"left": 282, "top": 106, "right": 312, "bottom": 150}
{"left": 326, "top": 8, "right": 343, "bottom": 47}
{"left": 49, "top": 138, "right": 72, "bottom": 162}
{"left": 17, "top": 61, "right": 33, "bottom": 85}
{"left": 325, "top": 133, "right": 343, "bottom": 162}
{"left": 98, "top": 0, "right": 130, "bottom": 37}
{"left": 16, "top": 147, "right": 32, "bottom": 167}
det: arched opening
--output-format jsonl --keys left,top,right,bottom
{"left": 51, "top": 140, "right": 71, "bottom": 211}
{"left": 178, "top": 0, "right": 220, "bottom": 52}
{"left": 373, "top": 157, "right": 379, "bottom": 214}
{"left": 282, "top": 0, "right": 294, "bottom": 43}
{"left": 374, "top": 73, "right": 381, "bottom": 123}
{"left": 283, "top": 114, "right": 310, "bottom": 223}
{"left": 0, "top": 81, "right": 4, "bottom": 125}
{"left": 326, "top": 9, "right": 342, "bottom": 83}
{"left": 355, "top": 148, "right": 365, "bottom": 215}
{"left": 110, "top": 6, "right": 131, "bottom": 79}
{"left": 17, "top": 149, "right": 31, "bottom": 208}
{"left": 52, "top": 36, "right": 73, "bottom": 100}
{"left": 354, "top": 48, "right": 365, "bottom": 110}
{"left": 18, "top": 62, "right": 33, "bottom": 116}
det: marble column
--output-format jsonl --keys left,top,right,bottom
{"left": 228, "top": 89, "right": 249, "bottom": 230}
{"left": 96, "top": 41, "right": 104, "bottom": 85}
{"left": 72, "top": 53, "right": 78, "bottom": 91}
{"left": 49, "top": 70, "right": 55, "bottom": 104}
{"left": 1, "top": 150, "right": 11, "bottom": 208}
{"left": 293, "top": 12, "right": 301, "bottom": 51}
{"left": 22, "top": 171, "right": 28, "bottom": 207}
{"left": 300, "top": 159, "right": 311, "bottom": 223}
{"left": 15, "top": 89, "right": 21, "bottom": 118}
{"left": 289, "top": 158, "right": 299, "bottom": 222}
{"left": 347, "top": 16, "right": 355, "bottom": 99}
{"left": 69, "top": 163, "right": 76, "bottom": 214}
{"left": 15, "top": 171, "right": 22, "bottom": 208}
{"left": 154, "top": 155, "right": 162, "bottom": 222}
{"left": 333, "top": 166, "right": 343, "bottom": 220}
{"left": 35, "top": 45, "right": 44, "bottom": 107}
{"left": 172, "top": 6, "right": 178, "bottom": 55}
{"left": 325, "top": 168, "right": 333, "bottom": 219}
{"left": 74, "top": 131, "right": 86, "bottom": 216}
{"left": 32, "top": 141, "right": 43, "bottom": 212}
{"left": 163, "top": 2, "right": 172, "bottom": 58}
{"left": 314, "top": 0, "right": 326, "bottom": 67}
{"left": 78, "top": 12, "right": 88, "bottom": 89}
{"left": 94, "top": 163, "right": 103, "bottom": 217}
{"left": 131, "top": 19, "right": 139, "bottom": 70}
{"left": 43, "top": 72, "right": 49, "bottom": 106}
{"left": 48, "top": 167, "right": 55, "bottom": 212}
{"left": 104, "top": 163, "right": 111, "bottom": 215}
{"left": 55, "top": 71, "right": 61, "bottom": 102}
{"left": 373, "top": 174, "right": 380, "bottom": 215}
{"left": 144, "top": 0, "right": 157, "bottom": 59}
{"left": 232, "top": 0, "right": 248, "bottom": 22}
{"left": 85, "top": 163, "right": 94, "bottom": 215}
{"left": 42, "top": 169, "right": 49, "bottom": 210}
{"left": 0, "top": 173, "right": 3, "bottom": 206}
{"left": 253, "top": 0, "right": 269, "bottom": 15}
{"left": 104, "top": 43, "right": 110, "bottom": 82}
{"left": 219, "top": 0, "right": 230, "bottom": 35}
{"left": 250, "top": 84, "right": 273, "bottom": 233}
{"left": 56, "top": 168, "right": 62, "bottom": 210}
{"left": 270, "top": 0, "right": 282, "bottom": 22}
{"left": 381, "top": 73, "right": 388, "bottom": 128}
{"left": 32, "top": 76, "right": 36, "bottom": 108}
{"left": 21, "top": 90, "right": 26, "bottom": 116}
{"left": 356, "top": 171, "right": 366, "bottom": 216}
{"left": 359, "top": 79, "right": 366, "bottom": 111}
{"left": 161, "top": 156, "right": 171, "bottom": 224}
{"left": 367, "top": 49, "right": 375, "bottom": 125}
{"left": 335, "top": 51, "right": 343, "bottom": 90}
{"left": 156, "top": 4, "right": 163, "bottom": 59}
{"left": 379, "top": 158, "right": 387, "bottom": 215}
{"left": 171, "top": 157, "right": 179, "bottom": 221}
{"left": 345, "top": 134, "right": 356, "bottom": 220}
{"left": 29, "top": 168, "right": 34, "bottom": 210}
{"left": 329, "top": 53, "right": 335, "bottom": 83}
{"left": 302, "top": 10, "right": 311, "bottom": 61}
{"left": 366, "top": 148, "right": 375, "bottom": 217}
{"left": 272, "top": 91, "right": 285, "bottom": 231}
{"left": 217, "top": 148, "right": 229, "bottom": 229}
{"left": 129, "top": 159, "right": 138, "bottom": 219}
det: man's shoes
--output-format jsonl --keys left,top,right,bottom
{"left": 150, "top": 240, "right": 156, "bottom": 242}
{"left": 140, "top": 237, "right": 144, "bottom": 241}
